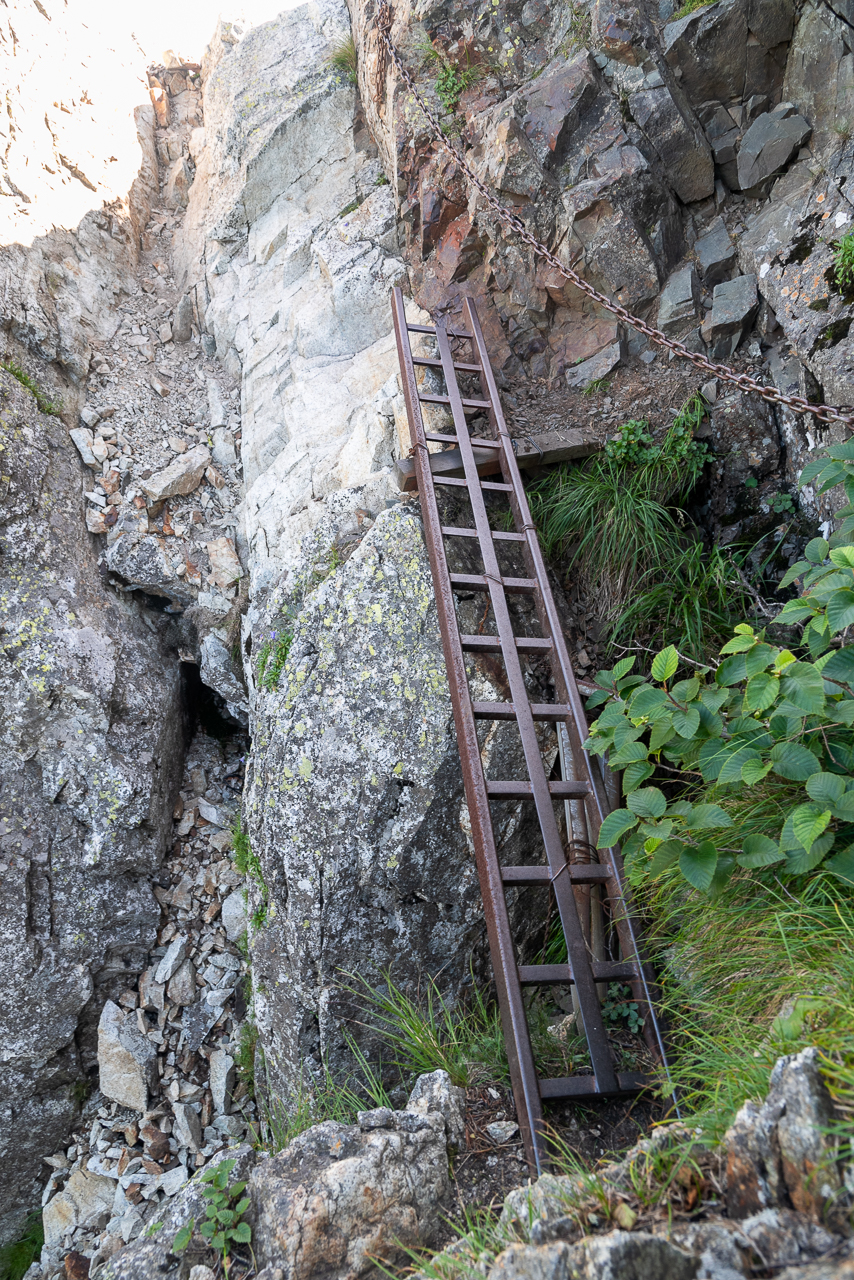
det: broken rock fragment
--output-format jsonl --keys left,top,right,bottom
{"left": 701, "top": 275, "right": 759, "bottom": 360}
{"left": 139, "top": 443, "right": 210, "bottom": 505}
{"left": 737, "top": 105, "right": 812, "bottom": 191}
{"left": 69, "top": 427, "right": 99, "bottom": 468}
{"left": 98, "top": 1000, "right": 158, "bottom": 1112}
{"left": 206, "top": 536, "right": 242, "bottom": 588}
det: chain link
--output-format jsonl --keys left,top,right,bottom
{"left": 375, "top": 1, "right": 854, "bottom": 431}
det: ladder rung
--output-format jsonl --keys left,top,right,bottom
{"left": 450, "top": 573, "right": 537, "bottom": 593}
{"left": 486, "top": 780, "right": 590, "bottom": 798}
{"left": 473, "top": 702, "right": 571, "bottom": 721}
{"left": 419, "top": 393, "right": 492, "bottom": 410}
{"left": 407, "top": 323, "right": 472, "bottom": 337}
{"left": 426, "top": 433, "right": 501, "bottom": 448}
{"left": 413, "top": 356, "right": 482, "bottom": 372}
{"left": 460, "top": 634, "right": 552, "bottom": 652}
{"left": 518, "top": 961, "right": 638, "bottom": 984}
{"left": 442, "top": 526, "right": 524, "bottom": 542}
{"left": 501, "top": 865, "right": 611, "bottom": 884}
{"left": 538, "top": 1072, "right": 647, "bottom": 1100}
{"left": 433, "top": 477, "right": 513, "bottom": 492}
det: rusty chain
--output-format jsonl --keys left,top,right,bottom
{"left": 374, "top": 0, "right": 854, "bottom": 431}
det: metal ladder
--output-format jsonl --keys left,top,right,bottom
{"left": 391, "top": 287, "right": 668, "bottom": 1174}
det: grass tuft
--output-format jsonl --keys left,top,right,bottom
{"left": 0, "top": 357, "right": 62, "bottom": 416}
{"left": 0, "top": 1212, "right": 44, "bottom": 1280}
{"left": 669, "top": 0, "right": 714, "bottom": 20}
{"left": 327, "top": 34, "right": 357, "bottom": 84}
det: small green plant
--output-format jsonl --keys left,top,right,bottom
{"left": 602, "top": 983, "right": 644, "bottom": 1035}
{"left": 235, "top": 1019, "right": 258, "bottom": 1097}
{"left": 231, "top": 818, "right": 270, "bottom": 934}
{"left": 375, "top": 173, "right": 389, "bottom": 186}
{"left": 417, "top": 38, "right": 483, "bottom": 114}
{"left": 834, "top": 118, "right": 853, "bottom": 142}
{"left": 0, "top": 357, "right": 63, "bottom": 416}
{"left": 582, "top": 376, "right": 611, "bottom": 396}
{"left": 339, "top": 199, "right": 360, "bottom": 218}
{"left": 768, "top": 490, "right": 796, "bottom": 515}
{"left": 256, "top": 628, "right": 294, "bottom": 692}
{"left": 326, "top": 34, "right": 357, "bottom": 84}
{"left": 605, "top": 419, "right": 655, "bottom": 466}
{"left": 0, "top": 1212, "right": 44, "bottom": 1280}
{"left": 833, "top": 230, "right": 854, "bottom": 291}
{"left": 561, "top": 0, "right": 593, "bottom": 53}
{"left": 172, "top": 1159, "right": 252, "bottom": 1272}
{"left": 669, "top": 0, "right": 713, "bottom": 20}
{"left": 144, "top": 1220, "right": 163, "bottom": 1238}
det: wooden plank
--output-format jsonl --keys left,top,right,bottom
{"left": 394, "top": 429, "right": 602, "bottom": 492}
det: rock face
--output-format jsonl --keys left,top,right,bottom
{"left": 0, "top": 371, "right": 183, "bottom": 1241}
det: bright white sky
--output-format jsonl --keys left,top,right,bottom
{"left": 82, "top": 0, "right": 308, "bottom": 65}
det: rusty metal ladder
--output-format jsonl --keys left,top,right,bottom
{"left": 391, "top": 287, "right": 670, "bottom": 1174}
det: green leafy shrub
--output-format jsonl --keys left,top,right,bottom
{"left": 172, "top": 1158, "right": 251, "bottom": 1269}
{"left": 833, "top": 230, "right": 854, "bottom": 291}
{"left": 605, "top": 419, "right": 655, "bottom": 465}
{"left": 231, "top": 818, "right": 269, "bottom": 933}
{"left": 586, "top": 571, "right": 854, "bottom": 893}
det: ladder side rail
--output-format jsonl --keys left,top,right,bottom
{"left": 433, "top": 317, "right": 619, "bottom": 1096}
{"left": 462, "top": 298, "right": 665, "bottom": 1053}
{"left": 390, "top": 287, "right": 547, "bottom": 1172}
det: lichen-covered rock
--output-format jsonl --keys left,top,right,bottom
{"left": 0, "top": 371, "right": 183, "bottom": 1242}
{"left": 251, "top": 1110, "right": 449, "bottom": 1278}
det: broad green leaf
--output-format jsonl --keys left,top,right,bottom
{"left": 805, "top": 771, "right": 847, "bottom": 805}
{"left": 651, "top": 645, "right": 679, "bottom": 683}
{"left": 720, "top": 633, "right": 757, "bottom": 654}
{"left": 744, "top": 671, "right": 779, "bottom": 713}
{"left": 200, "top": 1220, "right": 217, "bottom": 1239}
{"left": 595, "top": 701, "right": 628, "bottom": 728}
{"left": 232, "top": 1222, "right": 252, "bottom": 1244}
{"left": 799, "top": 458, "right": 832, "bottom": 485}
{"left": 212, "top": 1232, "right": 226, "bottom": 1251}
{"left": 805, "top": 536, "right": 829, "bottom": 563}
{"left": 172, "top": 1223, "right": 194, "bottom": 1254}
{"left": 626, "top": 787, "right": 667, "bottom": 819}
{"left": 737, "top": 834, "right": 784, "bottom": 867}
{"left": 775, "top": 601, "right": 815, "bottom": 624}
{"left": 613, "top": 656, "right": 636, "bottom": 680}
{"left": 700, "top": 686, "right": 728, "bottom": 712}
{"left": 622, "top": 760, "right": 654, "bottom": 793}
{"left": 629, "top": 685, "right": 668, "bottom": 717}
{"left": 672, "top": 705, "right": 701, "bottom": 738}
{"left": 698, "top": 738, "right": 734, "bottom": 781}
{"left": 779, "top": 560, "right": 811, "bottom": 589}
{"left": 231, "top": 1183, "right": 247, "bottom": 1197}
{"left": 234, "top": 1198, "right": 250, "bottom": 1215}
{"left": 742, "top": 757, "right": 773, "bottom": 785}
{"left": 649, "top": 717, "right": 675, "bottom": 751}
{"left": 825, "top": 845, "right": 854, "bottom": 885}
{"left": 832, "top": 699, "right": 854, "bottom": 726}
{"left": 769, "top": 741, "right": 821, "bottom": 780}
{"left": 745, "top": 644, "right": 778, "bottom": 677}
{"left": 830, "top": 546, "right": 854, "bottom": 568}
{"left": 718, "top": 746, "right": 759, "bottom": 784}
{"left": 687, "top": 803, "right": 733, "bottom": 830}
{"left": 649, "top": 839, "right": 684, "bottom": 876}
{"left": 597, "top": 808, "right": 638, "bottom": 848}
{"left": 827, "top": 588, "right": 854, "bottom": 634}
{"left": 784, "top": 834, "right": 834, "bottom": 874}
{"left": 819, "top": 646, "right": 854, "bottom": 683}
{"left": 217, "top": 1209, "right": 236, "bottom": 1226}
{"left": 834, "top": 793, "right": 854, "bottom": 822}
{"left": 791, "top": 802, "right": 832, "bottom": 851}
{"left": 827, "top": 440, "right": 854, "bottom": 460}
{"left": 671, "top": 677, "right": 700, "bottom": 702}
{"left": 716, "top": 654, "right": 747, "bottom": 686}
{"left": 585, "top": 689, "right": 611, "bottom": 708}
{"left": 679, "top": 841, "right": 718, "bottom": 892}
{"left": 609, "top": 740, "right": 649, "bottom": 767}
{"left": 733, "top": 623, "right": 756, "bottom": 636}
{"left": 779, "top": 662, "right": 826, "bottom": 715}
